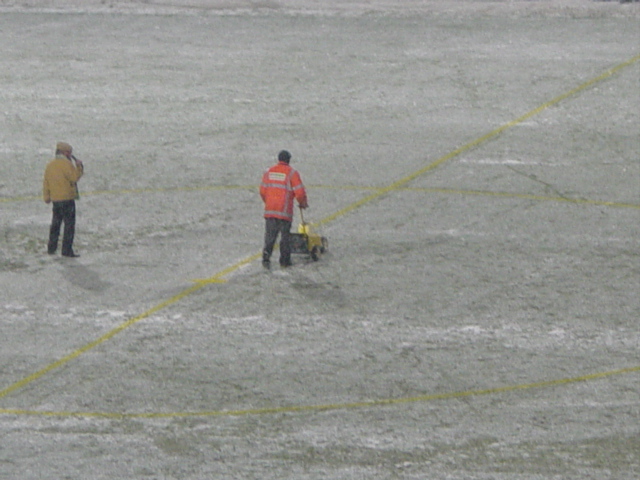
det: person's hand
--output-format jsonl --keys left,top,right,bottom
{"left": 299, "top": 203, "right": 308, "bottom": 209}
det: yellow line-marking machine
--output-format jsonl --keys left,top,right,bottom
{"left": 290, "top": 207, "right": 328, "bottom": 261}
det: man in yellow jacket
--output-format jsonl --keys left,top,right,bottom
{"left": 43, "top": 142, "right": 84, "bottom": 257}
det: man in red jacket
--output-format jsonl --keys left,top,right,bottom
{"left": 260, "top": 150, "right": 308, "bottom": 268}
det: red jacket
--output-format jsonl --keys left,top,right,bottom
{"left": 260, "top": 161, "right": 308, "bottom": 221}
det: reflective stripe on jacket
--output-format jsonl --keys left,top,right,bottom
{"left": 260, "top": 161, "right": 308, "bottom": 221}
{"left": 43, "top": 155, "right": 83, "bottom": 203}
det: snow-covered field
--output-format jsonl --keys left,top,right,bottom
{"left": 1, "top": 1, "right": 639, "bottom": 479}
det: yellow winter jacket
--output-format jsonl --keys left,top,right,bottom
{"left": 43, "top": 155, "right": 84, "bottom": 203}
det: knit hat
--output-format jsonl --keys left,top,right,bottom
{"left": 56, "top": 142, "right": 72, "bottom": 154}
{"left": 278, "top": 150, "right": 291, "bottom": 163}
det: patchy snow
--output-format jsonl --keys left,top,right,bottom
{"left": 1, "top": 1, "right": 639, "bottom": 479}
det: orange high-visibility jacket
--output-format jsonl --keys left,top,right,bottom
{"left": 43, "top": 155, "right": 83, "bottom": 203}
{"left": 260, "top": 161, "right": 308, "bottom": 221}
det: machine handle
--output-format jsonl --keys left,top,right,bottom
{"left": 299, "top": 205, "right": 306, "bottom": 225}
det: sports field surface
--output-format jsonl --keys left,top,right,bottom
{"left": 1, "top": 1, "right": 639, "bottom": 478}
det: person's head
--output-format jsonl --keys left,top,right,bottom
{"left": 278, "top": 150, "right": 291, "bottom": 164}
{"left": 56, "top": 142, "right": 73, "bottom": 157}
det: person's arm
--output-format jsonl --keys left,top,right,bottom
{"left": 43, "top": 172, "right": 51, "bottom": 204}
{"left": 259, "top": 171, "right": 268, "bottom": 202}
{"left": 292, "top": 171, "right": 308, "bottom": 208}
{"left": 71, "top": 155, "right": 84, "bottom": 181}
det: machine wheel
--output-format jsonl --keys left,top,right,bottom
{"left": 311, "top": 246, "right": 320, "bottom": 261}
{"left": 321, "top": 237, "right": 328, "bottom": 253}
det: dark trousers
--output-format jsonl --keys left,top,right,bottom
{"left": 263, "top": 217, "right": 292, "bottom": 265}
{"left": 48, "top": 200, "right": 76, "bottom": 255}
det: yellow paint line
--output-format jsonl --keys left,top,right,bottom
{"left": 0, "top": 195, "right": 40, "bottom": 203}
{"left": 0, "top": 185, "right": 256, "bottom": 203}
{"left": 83, "top": 185, "right": 256, "bottom": 197}
{"left": 403, "top": 187, "right": 640, "bottom": 209}
{"left": 0, "top": 55, "right": 637, "bottom": 401}
{"left": 191, "top": 251, "right": 262, "bottom": 284}
{"left": 3, "top": 56, "right": 638, "bottom": 207}
{"left": 2, "top": 365, "right": 638, "bottom": 419}
{"left": 0, "top": 283, "right": 201, "bottom": 400}
{"left": 2, "top": 185, "right": 638, "bottom": 209}
{"left": 192, "top": 278, "right": 228, "bottom": 285}
{"left": 316, "top": 54, "right": 640, "bottom": 227}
